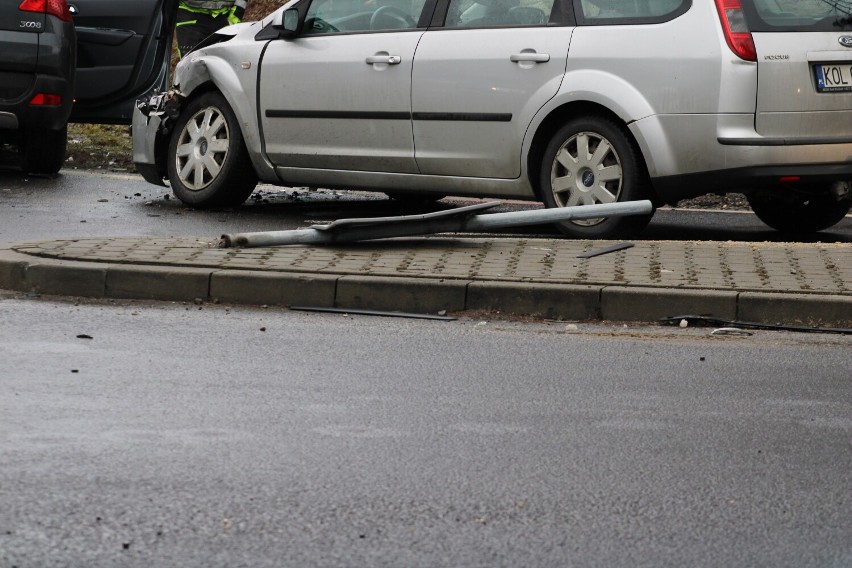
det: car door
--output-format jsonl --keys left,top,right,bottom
{"left": 410, "top": 0, "right": 573, "bottom": 178}
{"left": 258, "top": 0, "right": 430, "bottom": 173}
{"left": 69, "top": 0, "right": 178, "bottom": 123}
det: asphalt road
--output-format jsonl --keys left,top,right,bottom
{"left": 1, "top": 297, "right": 851, "bottom": 567}
{"left": 1, "top": 168, "right": 851, "bottom": 567}
{"left": 1, "top": 169, "right": 850, "bottom": 243}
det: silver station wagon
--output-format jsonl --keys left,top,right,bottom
{"left": 134, "top": 0, "right": 852, "bottom": 238}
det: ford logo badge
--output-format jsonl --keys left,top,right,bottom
{"left": 839, "top": 35, "right": 852, "bottom": 47}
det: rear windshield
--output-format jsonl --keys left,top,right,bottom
{"left": 744, "top": 0, "right": 852, "bottom": 31}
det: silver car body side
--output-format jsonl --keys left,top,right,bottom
{"left": 410, "top": 27, "right": 573, "bottom": 179}
{"left": 134, "top": 0, "right": 852, "bottom": 204}
{"left": 259, "top": 31, "right": 423, "bottom": 173}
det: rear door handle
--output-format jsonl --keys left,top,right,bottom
{"left": 366, "top": 55, "right": 402, "bottom": 65}
{"left": 510, "top": 53, "right": 550, "bottom": 63}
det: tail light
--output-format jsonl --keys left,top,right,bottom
{"left": 714, "top": 0, "right": 756, "bottom": 62}
{"left": 19, "top": 0, "right": 73, "bottom": 22}
{"left": 29, "top": 93, "right": 63, "bottom": 106}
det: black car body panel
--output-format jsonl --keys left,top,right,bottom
{"left": 0, "top": 0, "right": 75, "bottom": 141}
{"left": 70, "top": 0, "right": 179, "bottom": 124}
{"left": 1, "top": 0, "right": 177, "bottom": 173}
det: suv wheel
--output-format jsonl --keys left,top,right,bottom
{"left": 746, "top": 183, "right": 852, "bottom": 233}
{"left": 21, "top": 127, "right": 67, "bottom": 175}
{"left": 539, "top": 116, "right": 653, "bottom": 239}
{"left": 167, "top": 92, "right": 257, "bottom": 208}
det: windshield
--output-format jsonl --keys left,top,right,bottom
{"left": 745, "top": 0, "right": 852, "bottom": 30}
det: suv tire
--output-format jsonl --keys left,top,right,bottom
{"left": 747, "top": 183, "right": 852, "bottom": 233}
{"left": 167, "top": 92, "right": 257, "bottom": 208}
{"left": 21, "top": 127, "right": 67, "bottom": 175}
{"left": 539, "top": 116, "right": 652, "bottom": 239}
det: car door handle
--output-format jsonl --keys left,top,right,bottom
{"left": 366, "top": 55, "right": 402, "bottom": 65}
{"left": 510, "top": 53, "right": 550, "bottom": 63}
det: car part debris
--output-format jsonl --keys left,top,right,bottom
{"left": 710, "top": 327, "right": 753, "bottom": 337}
{"left": 660, "top": 315, "right": 852, "bottom": 335}
{"left": 219, "top": 200, "right": 653, "bottom": 247}
{"left": 576, "top": 242, "right": 635, "bottom": 258}
{"left": 289, "top": 306, "right": 457, "bottom": 321}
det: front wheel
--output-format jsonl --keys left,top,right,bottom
{"left": 167, "top": 91, "right": 257, "bottom": 208}
{"left": 746, "top": 182, "right": 851, "bottom": 233}
{"left": 539, "top": 116, "right": 653, "bottom": 239}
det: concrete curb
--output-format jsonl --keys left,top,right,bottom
{"left": 2, "top": 247, "right": 850, "bottom": 328}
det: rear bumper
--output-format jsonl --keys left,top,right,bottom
{"left": 653, "top": 162, "right": 852, "bottom": 203}
{"left": 631, "top": 113, "right": 852, "bottom": 203}
{"left": 0, "top": 73, "right": 73, "bottom": 134}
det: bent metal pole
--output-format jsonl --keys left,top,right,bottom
{"left": 219, "top": 200, "right": 654, "bottom": 248}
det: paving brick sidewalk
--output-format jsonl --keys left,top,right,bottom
{"left": 1, "top": 236, "right": 850, "bottom": 327}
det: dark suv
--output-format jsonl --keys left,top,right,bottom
{"left": 0, "top": 0, "right": 177, "bottom": 174}
{"left": 0, "top": 0, "right": 76, "bottom": 174}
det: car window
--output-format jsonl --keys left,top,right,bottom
{"left": 444, "top": 0, "right": 556, "bottom": 27}
{"left": 743, "top": 0, "right": 852, "bottom": 31}
{"left": 573, "top": 0, "right": 688, "bottom": 24}
{"left": 304, "top": 0, "right": 428, "bottom": 33}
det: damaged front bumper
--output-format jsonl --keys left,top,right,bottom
{"left": 132, "top": 90, "right": 184, "bottom": 187}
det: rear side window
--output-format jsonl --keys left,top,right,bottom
{"left": 574, "top": 0, "right": 689, "bottom": 25}
{"left": 743, "top": 0, "right": 852, "bottom": 32}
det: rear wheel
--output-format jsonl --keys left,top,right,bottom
{"left": 539, "top": 115, "right": 653, "bottom": 239}
{"left": 20, "top": 126, "right": 67, "bottom": 175}
{"left": 167, "top": 91, "right": 257, "bottom": 208}
{"left": 746, "top": 182, "right": 852, "bottom": 233}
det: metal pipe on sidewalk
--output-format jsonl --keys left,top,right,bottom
{"left": 219, "top": 200, "right": 654, "bottom": 248}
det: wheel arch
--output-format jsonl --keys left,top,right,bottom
{"left": 173, "top": 55, "right": 277, "bottom": 181}
{"left": 527, "top": 100, "right": 661, "bottom": 205}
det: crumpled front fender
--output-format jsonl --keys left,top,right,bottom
{"left": 132, "top": 90, "right": 185, "bottom": 186}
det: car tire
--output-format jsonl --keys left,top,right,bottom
{"left": 539, "top": 115, "right": 653, "bottom": 239}
{"left": 21, "top": 126, "right": 67, "bottom": 175}
{"left": 167, "top": 91, "right": 257, "bottom": 208}
{"left": 746, "top": 183, "right": 852, "bottom": 233}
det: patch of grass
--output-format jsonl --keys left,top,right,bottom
{"left": 66, "top": 123, "right": 134, "bottom": 172}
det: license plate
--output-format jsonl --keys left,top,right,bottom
{"left": 815, "top": 64, "right": 852, "bottom": 92}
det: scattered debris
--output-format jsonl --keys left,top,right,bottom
{"left": 576, "top": 242, "right": 635, "bottom": 259}
{"left": 661, "top": 315, "right": 852, "bottom": 335}
{"left": 679, "top": 319, "right": 688, "bottom": 328}
{"left": 711, "top": 327, "right": 753, "bottom": 337}
{"left": 289, "top": 306, "right": 456, "bottom": 321}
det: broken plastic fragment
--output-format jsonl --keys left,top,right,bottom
{"left": 710, "top": 327, "right": 753, "bottom": 337}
